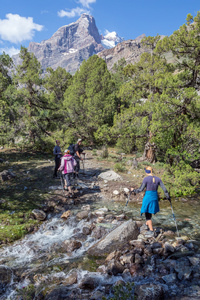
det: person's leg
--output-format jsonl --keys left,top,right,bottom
{"left": 145, "top": 213, "right": 153, "bottom": 231}
{"left": 65, "top": 173, "right": 73, "bottom": 195}
{"left": 74, "top": 158, "right": 80, "bottom": 177}
{"left": 53, "top": 157, "right": 60, "bottom": 178}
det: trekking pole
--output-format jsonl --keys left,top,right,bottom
{"left": 82, "top": 153, "right": 85, "bottom": 174}
{"left": 125, "top": 191, "right": 132, "bottom": 207}
{"left": 169, "top": 200, "right": 180, "bottom": 237}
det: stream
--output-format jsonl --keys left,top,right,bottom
{"left": 0, "top": 171, "right": 200, "bottom": 299}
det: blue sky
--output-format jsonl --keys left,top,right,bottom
{"left": 0, "top": 0, "right": 200, "bottom": 56}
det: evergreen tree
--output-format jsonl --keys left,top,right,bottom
{"left": 14, "top": 47, "right": 51, "bottom": 145}
{"left": 63, "top": 55, "right": 116, "bottom": 143}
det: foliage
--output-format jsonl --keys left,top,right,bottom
{"left": 16, "top": 284, "right": 35, "bottom": 300}
{"left": 63, "top": 55, "right": 117, "bottom": 143}
{"left": 114, "top": 162, "right": 126, "bottom": 173}
{"left": 101, "top": 144, "right": 109, "bottom": 158}
{"left": 102, "top": 282, "right": 135, "bottom": 300}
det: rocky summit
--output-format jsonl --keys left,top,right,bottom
{"left": 27, "top": 14, "right": 104, "bottom": 74}
{"left": 12, "top": 14, "right": 151, "bottom": 74}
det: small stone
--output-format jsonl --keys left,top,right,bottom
{"left": 81, "top": 205, "right": 91, "bottom": 211}
{"left": 164, "top": 242, "right": 175, "bottom": 253}
{"left": 76, "top": 210, "right": 89, "bottom": 220}
{"left": 162, "top": 273, "right": 177, "bottom": 284}
{"left": 123, "top": 188, "right": 129, "bottom": 193}
{"left": 61, "top": 210, "right": 71, "bottom": 219}
{"left": 113, "top": 190, "right": 119, "bottom": 195}
{"left": 134, "top": 253, "right": 144, "bottom": 264}
{"left": 32, "top": 209, "right": 46, "bottom": 221}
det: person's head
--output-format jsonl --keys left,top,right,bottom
{"left": 144, "top": 166, "right": 155, "bottom": 183}
{"left": 56, "top": 140, "right": 60, "bottom": 146}
{"left": 64, "top": 149, "right": 70, "bottom": 155}
{"left": 77, "top": 138, "right": 82, "bottom": 145}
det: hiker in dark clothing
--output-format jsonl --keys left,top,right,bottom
{"left": 74, "top": 139, "right": 83, "bottom": 177}
{"left": 53, "top": 140, "right": 62, "bottom": 178}
{"left": 131, "top": 166, "right": 171, "bottom": 236}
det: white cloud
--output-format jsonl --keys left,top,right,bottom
{"left": 78, "top": 0, "right": 96, "bottom": 8}
{"left": 0, "top": 46, "right": 20, "bottom": 56}
{"left": 58, "top": 7, "right": 89, "bottom": 18}
{"left": 0, "top": 14, "right": 43, "bottom": 43}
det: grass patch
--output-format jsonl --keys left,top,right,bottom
{"left": 0, "top": 148, "right": 56, "bottom": 244}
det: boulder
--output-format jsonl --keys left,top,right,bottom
{"left": 88, "top": 219, "right": 139, "bottom": 256}
{"left": 32, "top": 209, "right": 46, "bottom": 221}
{"left": 98, "top": 170, "right": 122, "bottom": 181}
{"left": 79, "top": 276, "right": 99, "bottom": 290}
{"left": 107, "top": 260, "right": 125, "bottom": 275}
{"left": 63, "top": 271, "right": 77, "bottom": 285}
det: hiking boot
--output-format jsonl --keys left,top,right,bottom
{"left": 145, "top": 230, "right": 155, "bottom": 238}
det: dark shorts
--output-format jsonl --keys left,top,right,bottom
{"left": 64, "top": 173, "right": 73, "bottom": 187}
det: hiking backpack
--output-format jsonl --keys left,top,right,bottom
{"left": 68, "top": 144, "right": 75, "bottom": 156}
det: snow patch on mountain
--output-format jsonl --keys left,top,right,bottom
{"left": 101, "top": 30, "right": 124, "bottom": 49}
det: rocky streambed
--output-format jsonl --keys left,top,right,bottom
{"left": 0, "top": 160, "right": 200, "bottom": 300}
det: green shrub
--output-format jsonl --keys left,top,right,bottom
{"left": 114, "top": 162, "right": 126, "bottom": 173}
{"left": 101, "top": 145, "right": 109, "bottom": 158}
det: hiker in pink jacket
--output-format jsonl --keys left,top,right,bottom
{"left": 58, "top": 149, "right": 77, "bottom": 197}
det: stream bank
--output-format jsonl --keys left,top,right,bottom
{"left": 0, "top": 150, "right": 200, "bottom": 299}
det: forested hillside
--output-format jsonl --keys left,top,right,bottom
{"left": 0, "top": 12, "right": 200, "bottom": 196}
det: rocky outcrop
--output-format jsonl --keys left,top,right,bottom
{"left": 98, "top": 34, "right": 150, "bottom": 70}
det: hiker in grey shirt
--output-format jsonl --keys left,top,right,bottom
{"left": 53, "top": 140, "right": 62, "bottom": 178}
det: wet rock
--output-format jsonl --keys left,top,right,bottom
{"left": 144, "top": 246, "right": 153, "bottom": 256}
{"left": 79, "top": 276, "right": 99, "bottom": 290}
{"left": 91, "top": 226, "right": 107, "bottom": 240}
{"left": 81, "top": 205, "right": 91, "bottom": 211}
{"left": 88, "top": 220, "right": 139, "bottom": 256}
{"left": 188, "top": 256, "right": 200, "bottom": 266}
{"left": 135, "top": 253, "right": 144, "bottom": 264}
{"left": 163, "top": 230, "right": 175, "bottom": 237}
{"left": 0, "top": 169, "right": 15, "bottom": 181}
{"left": 72, "top": 232, "right": 87, "bottom": 242}
{"left": 61, "top": 210, "right": 71, "bottom": 219}
{"left": 0, "top": 158, "right": 4, "bottom": 163}
{"left": 97, "top": 265, "right": 107, "bottom": 273}
{"left": 82, "top": 226, "right": 92, "bottom": 235}
{"left": 62, "top": 239, "right": 82, "bottom": 252}
{"left": 90, "top": 290, "right": 104, "bottom": 300}
{"left": 153, "top": 248, "right": 164, "bottom": 255}
{"left": 76, "top": 210, "right": 89, "bottom": 220}
{"left": 129, "top": 240, "right": 145, "bottom": 249}
{"left": 32, "top": 209, "right": 46, "bottom": 221}
{"left": 107, "top": 260, "right": 125, "bottom": 275}
{"left": 0, "top": 266, "right": 13, "bottom": 286}
{"left": 151, "top": 242, "right": 162, "bottom": 249}
{"left": 162, "top": 273, "right": 177, "bottom": 284}
{"left": 116, "top": 214, "right": 126, "bottom": 221}
{"left": 120, "top": 253, "right": 134, "bottom": 265}
{"left": 132, "top": 247, "right": 143, "bottom": 255}
{"left": 106, "top": 250, "right": 121, "bottom": 262}
{"left": 174, "top": 258, "right": 192, "bottom": 280}
{"left": 44, "top": 287, "right": 69, "bottom": 300}
{"left": 164, "top": 242, "right": 175, "bottom": 254}
{"left": 134, "top": 283, "right": 165, "bottom": 300}
{"left": 129, "top": 263, "right": 141, "bottom": 276}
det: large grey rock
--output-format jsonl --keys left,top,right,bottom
{"left": 98, "top": 170, "right": 122, "bottom": 181}
{"left": 88, "top": 219, "right": 139, "bottom": 256}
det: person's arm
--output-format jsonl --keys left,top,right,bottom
{"left": 159, "top": 180, "right": 170, "bottom": 201}
{"left": 58, "top": 158, "right": 64, "bottom": 171}
{"left": 53, "top": 146, "right": 57, "bottom": 155}
{"left": 75, "top": 145, "right": 82, "bottom": 159}
{"left": 131, "top": 180, "right": 146, "bottom": 194}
